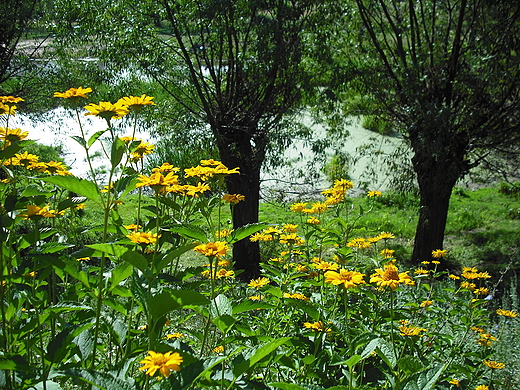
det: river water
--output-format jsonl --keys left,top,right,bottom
{"left": 12, "top": 108, "right": 402, "bottom": 192}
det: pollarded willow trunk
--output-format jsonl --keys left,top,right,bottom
{"left": 214, "top": 125, "right": 265, "bottom": 281}
{"left": 410, "top": 134, "right": 469, "bottom": 264}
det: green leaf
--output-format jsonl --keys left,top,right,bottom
{"left": 148, "top": 290, "right": 210, "bottom": 324}
{"left": 403, "top": 364, "right": 447, "bottom": 390}
{"left": 228, "top": 222, "right": 270, "bottom": 244}
{"left": 0, "top": 140, "right": 34, "bottom": 160}
{"left": 88, "top": 129, "right": 107, "bottom": 148}
{"left": 37, "top": 176, "right": 101, "bottom": 206}
{"left": 232, "top": 337, "right": 291, "bottom": 378}
{"left": 86, "top": 243, "right": 148, "bottom": 272}
{"left": 59, "top": 369, "right": 134, "bottom": 390}
{"left": 57, "top": 196, "right": 87, "bottom": 211}
{"left": 232, "top": 299, "right": 275, "bottom": 314}
{"left": 110, "top": 137, "right": 126, "bottom": 168}
{"left": 109, "top": 262, "right": 133, "bottom": 292}
{"left": 269, "top": 382, "right": 308, "bottom": 390}
{"left": 155, "top": 243, "right": 198, "bottom": 272}
{"left": 47, "top": 303, "right": 93, "bottom": 314}
{"left": 398, "top": 355, "right": 425, "bottom": 375}
{"left": 210, "top": 294, "right": 232, "bottom": 317}
{"left": 70, "top": 135, "right": 87, "bottom": 148}
{"left": 213, "top": 314, "right": 237, "bottom": 333}
{"left": 167, "top": 224, "right": 207, "bottom": 242}
{"left": 333, "top": 354, "right": 362, "bottom": 368}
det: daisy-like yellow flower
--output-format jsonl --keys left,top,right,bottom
{"left": 482, "top": 360, "right": 505, "bottom": 369}
{"left": 303, "top": 321, "right": 331, "bottom": 332}
{"left": 0, "top": 127, "right": 29, "bottom": 146}
{"left": 279, "top": 233, "right": 304, "bottom": 246}
{"left": 39, "top": 161, "right": 73, "bottom": 176}
{"left": 152, "top": 162, "right": 179, "bottom": 173}
{"left": 165, "top": 332, "right": 185, "bottom": 339}
{"left": 377, "top": 232, "right": 395, "bottom": 240}
{"left": 18, "top": 205, "right": 56, "bottom": 220}
{"left": 462, "top": 269, "right": 492, "bottom": 280}
{"left": 496, "top": 308, "right": 518, "bottom": 318}
{"left": 132, "top": 141, "right": 155, "bottom": 158}
{"left": 222, "top": 193, "right": 245, "bottom": 204}
{"left": 367, "top": 190, "right": 382, "bottom": 197}
{"left": 0, "top": 103, "right": 17, "bottom": 116}
{"left": 461, "top": 281, "right": 477, "bottom": 291}
{"left": 448, "top": 379, "right": 460, "bottom": 386}
{"left": 84, "top": 101, "right": 129, "bottom": 120}
{"left": 139, "top": 350, "right": 183, "bottom": 377}
{"left": 380, "top": 249, "right": 395, "bottom": 258}
{"left": 399, "top": 325, "right": 427, "bottom": 336}
{"left": 124, "top": 224, "right": 142, "bottom": 231}
{"left": 127, "top": 231, "right": 161, "bottom": 245}
{"left": 473, "top": 287, "right": 489, "bottom": 296}
{"left": 475, "top": 386, "right": 489, "bottom": 390}
{"left": 194, "top": 241, "right": 229, "bottom": 258}
{"left": 248, "top": 294, "right": 265, "bottom": 301}
{"left": 200, "top": 159, "right": 221, "bottom": 166}
{"left": 431, "top": 249, "right": 447, "bottom": 258}
{"left": 414, "top": 268, "right": 430, "bottom": 275}
{"left": 307, "top": 216, "right": 321, "bottom": 225}
{"left": 212, "top": 345, "right": 224, "bottom": 353}
{"left": 290, "top": 202, "right": 307, "bottom": 212}
{"left": 135, "top": 171, "right": 179, "bottom": 194}
{"left": 476, "top": 333, "right": 496, "bottom": 347}
{"left": 370, "top": 261, "right": 415, "bottom": 290}
{"left": 0, "top": 96, "right": 24, "bottom": 104}
{"left": 117, "top": 94, "right": 156, "bottom": 113}
{"left": 314, "top": 261, "right": 339, "bottom": 271}
{"left": 449, "top": 274, "right": 460, "bottom": 280}
{"left": 215, "top": 229, "right": 233, "bottom": 239}
{"left": 54, "top": 87, "right": 92, "bottom": 99}
{"left": 420, "top": 300, "right": 433, "bottom": 308}
{"left": 324, "top": 269, "right": 366, "bottom": 289}
{"left": 8, "top": 151, "right": 39, "bottom": 167}
{"left": 183, "top": 183, "right": 212, "bottom": 197}
{"left": 283, "top": 292, "right": 310, "bottom": 301}
{"left": 248, "top": 277, "right": 270, "bottom": 289}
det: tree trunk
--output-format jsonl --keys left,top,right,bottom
{"left": 410, "top": 137, "right": 467, "bottom": 264}
{"left": 213, "top": 125, "right": 264, "bottom": 281}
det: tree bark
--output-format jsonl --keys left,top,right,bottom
{"left": 213, "top": 124, "right": 264, "bottom": 281}
{"left": 410, "top": 139, "right": 466, "bottom": 263}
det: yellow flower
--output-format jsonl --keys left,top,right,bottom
{"left": 124, "top": 224, "right": 142, "bottom": 231}
{"left": 370, "top": 261, "right": 415, "bottom": 290}
{"left": 324, "top": 269, "right": 366, "bottom": 289}
{"left": 200, "top": 159, "right": 221, "bottom": 166}
{"left": 414, "top": 268, "right": 430, "bottom": 275}
{"left": 248, "top": 294, "right": 265, "bottom": 301}
{"left": 473, "top": 287, "right": 489, "bottom": 296}
{"left": 135, "top": 172, "right": 179, "bottom": 194}
{"left": 194, "top": 241, "right": 229, "bottom": 258}
{"left": 222, "top": 193, "right": 245, "bottom": 204}
{"left": 314, "top": 261, "right": 339, "bottom": 271}
{"left": 283, "top": 292, "right": 310, "bottom": 301}
{"left": 54, "top": 87, "right": 92, "bottom": 99}
{"left": 127, "top": 231, "right": 161, "bottom": 245}
{"left": 117, "top": 94, "right": 156, "bottom": 113}
{"left": 307, "top": 216, "right": 321, "bottom": 225}
{"left": 131, "top": 141, "right": 155, "bottom": 159}
{"left": 248, "top": 277, "right": 270, "bottom": 289}
{"left": 0, "top": 103, "right": 17, "bottom": 116}
{"left": 431, "top": 249, "right": 447, "bottom": 258}
{"left": 282, "top": 224, "right": 298, "bottom": 233}
{"left": 212, "top": 345, "right": 224, "bottom": 353}
{"left": 303, "top": 321, "right": 331, "bottom": 332}
{"left": 139, "top": 351, "right": 183, "bottom": 377}
{"left": 8, "top": 151, "right": 39, "bottom": 167}
{"left": 279, "top": 233, "right": 304, "bottom": 246}
{"left": 449, "top": 274, "right": 460, "bottom": 280}
{"left": 165, "top": 332, "right": 184, "bottom": 339}
{"left": 18, "top": 205, "right": 56, "bottom": 220}
{"left": 475, "top": 386, "right": 489, "bottom": 390}
{"left": 290, "top": 202, "right": 308, "bottom": 212}
{"left": 377, "top": 232, "right": 395, "bottom": 240}
{"left": 183, "top": 182, "right": 211, "bottom": 197}
{"left": 399, "top": 325, "right": 427, "bottom": 336}
{"left": 496, "top": 309, "right": 518, "bottom": 318}
{"left": 448, "top": 379, "right": 460, "bottom": 386}
{"left": 0, "top": 127, "right": 29, "bottom": 146}
{"left": 482, "top": 360, "right": 505, "bottom": 369}
{"left": 39, "top": 161, "right": 73, "bottom": 176}
{"left": 380, "top": 249, "right": 395, "bottom": 258}
{"left": 347, "top": 237, "right": 371, "bottom": 249}
{"left": 84, "top": 101, "right": 129, "bottom": 120}
{"left": 0, "top": 96, "right": 24, "bottom": 104}
{"left": 476, "top": 333, "right": 496, "bottom": 347}
{"left": 367, "top": 190, "right": 382, "bottom": 197}
{"left": 152, "top": 163, "right": 179, "bottom": 173}
{"left": 420, "top": 300, "right": 433, "bottom": 308}
{"left": 216, "top": 229, "right": 233, "bottom": 239}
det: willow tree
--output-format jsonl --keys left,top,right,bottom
{"left": 348, "top": 0, "right": 520, "bottom": 262}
